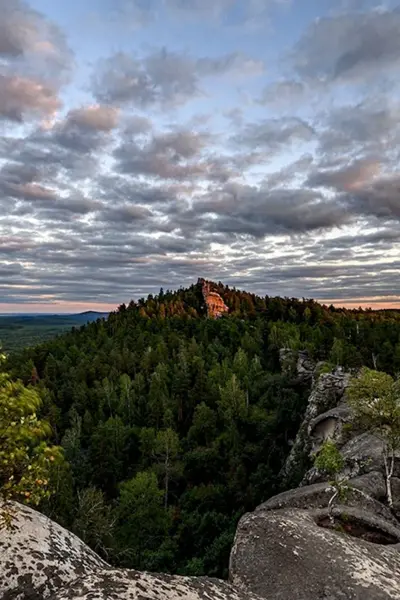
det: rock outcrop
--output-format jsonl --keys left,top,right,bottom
{"left": 230, "top": 508, "right": 400, "bottom": 600}
{"left": 2, "top": 352, "right": 400, "bottom": 599}
{"left": 0, "top": 501, "right": 260, "bottom": 600}
{"left": 279, "top": 348, "right": 316, "bottom": 383}
{"left": 231, "top": 353, "right": 400, "bottom": 599}
{"left": 281, "top": 359, "right": 351, "bottom": 486}
{"left": 199, "top": 278, "right": 229, "bottom": 319}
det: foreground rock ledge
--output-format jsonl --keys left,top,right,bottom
{"left": 230, "top": 507, "right": 400, "bottom": 600}
{"left": 1, "top": 501, "right": 400, "bottom": 600}
{"left": 0, "top": 502, "right": 260, "bottom": 600}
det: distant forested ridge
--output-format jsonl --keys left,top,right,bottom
{"left": 5, "top": 280, "right": 400, "bottom": 577}
{"left": 0, "top": 311, "right": 108, "bottom": 353}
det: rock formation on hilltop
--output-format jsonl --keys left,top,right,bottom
{"left": 199, "top": 278, "right": 229, "bottom": 319}
{"left": 2, "top": 350, "right": 400, "bottom": 599}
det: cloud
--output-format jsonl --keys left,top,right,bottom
{"left": 346, "top": 175, "right": 400, "bottom": 221}
{"left": 258, "top": 80, "right": 305, "bottom": 106}
{"left": 117, "top": 0, "right": 286, "bottom": 27}
{"left": 92, "top": 48, "right": 263, "bottom": 108}
{"left": 0, "top": 0, "right": 73, "bottom": 83}
{"left": 165, "top": 0, "right": 234, "bottom": 18}
{"left": 113, "top": 129, "right": 231, "bottom": 181}
{"left": 196, "top": 53, "right": 264, "bottom": 78}
{"left": 0, "top": 75, "right": 60, "bottom": 122}
{"left": 0, "top": 161, "right": 56, "bottom": 201}
{"left": 67, "top": 105, "right": 119, "bottom": 132}
{"left": 307, "top": 159, "right": 400, "bottom": 222}
{"left": 92, "top": 50, "right": 195, "bottom": 107}
{"left": 233, "top": 117, "right": 314, "bottom": 153}
{"left": 293, "top": 7, "right": 400, "bottom": 83}
{"left": 188, "top": 182, "right": 349, "bottom": 237}
{"left": 2, "top": 0, "right": 400, "bottom": 309}
{"left": 307, "top": 158, "right": 381, "bottom": 191}
{"left": 317, "top": 100, "right": 400, "bottom": 160}
{"left": 266, "top": 154, "right": 314, "bottom": 187}
{"left": 45, "top": 105, "right": 119, "bottom": 154}
{"left": 104, "top": 204, "right": 153, "bottom": 223}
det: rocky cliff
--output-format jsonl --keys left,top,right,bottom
{"left": 199, "top": 278, "right": 229, "bottom": 318}
{"left": 231, "top": 352, "right": 400, "bottom": 599}
{"left": 2, "top": 353, "right": 400, "bottom": 599}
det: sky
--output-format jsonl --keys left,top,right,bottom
{"left": 1, "top": 0, "right": 400, "bottom": 313}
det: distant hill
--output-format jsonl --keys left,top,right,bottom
{"left": 0, "top": 311, "right": 108, "bottom": 353}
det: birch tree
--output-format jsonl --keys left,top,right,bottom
{"left": 347, "top": 368, "right": 400, "bottom": 507}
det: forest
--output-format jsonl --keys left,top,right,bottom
{"left": 3, "top": 280, "right": 400, "bottom": 578}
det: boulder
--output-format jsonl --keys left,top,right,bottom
{"left": 47, "top": 570, "right": 256, "bottom": 600}
{"left": 257, "top": 479, "right": 398, "bottom": 525}
{"left": 308, "top": 403, "right": 352, "bottom": 453}
{"left": 0, "top": 501, "right": 260, "bottom": 600}
{"left": 0, "top": 501, "right": 106, "bottom": 599}
{"left": 349, "top": 471, "right": 387, "bottom": 501}
{"left": 340, "top": 432, "right": 400, "bottom": 479}
{"left": 230, "top": 508, "right": 400, "bottom": 600}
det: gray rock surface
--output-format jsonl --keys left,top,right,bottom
{"left": 0, "top": 501, "right": 106, "bottom": 599}
{"left": 279, "top": 349, "right": 315, "bottom": 382}
{"left": 257, "top": 480, "right": 398, "bottom": 524}
{"left": 230, "top": 508, "right": 400, "bottom": 600}
{"left": 282, "top": 368, "right": 350, "bottom": 485}
{"left": 0, "top": 501, "right": 261, "bottom": 600}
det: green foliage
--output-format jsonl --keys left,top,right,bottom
{"left": 314, "top": 440, "right": 344, "bottom": 478}
{"left": 0, "top": 313, "right": 106, "bottom": 354}
{"left": 115, "top": 471, "right": 171, "bottom": 569}
{"left": 314, "top": 440, "right": 347, "bottom": 521}
{"left": 347, "top": 368, "right": 400, "bottom": 442}
{"left": 314, "top": 362, "right": 334, "bottom": 377}
{"left": 72, "top": 487, "right": 115, "bottom": 558}
{"left": 347, "top": 368, "right": 400, "bottom": 506}
{"left": 0, "top": 355, "right": 64, "bottom": 524}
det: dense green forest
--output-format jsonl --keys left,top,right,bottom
{"left": 5, "top": 280, "right": 400, "bottom": 578}
{"left": 0, "top": 312, "right": 108, "bottom": 353}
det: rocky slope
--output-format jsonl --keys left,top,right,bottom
{"left": 2, "top": 352, "right": 400, "bottom": 599}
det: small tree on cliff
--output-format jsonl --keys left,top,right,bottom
{"left": 314, "top": 440, "right": 346, "bottom": 523}
{"left": 347, "top": 368, "right": 400, "bottom": 508}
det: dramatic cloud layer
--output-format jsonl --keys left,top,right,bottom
{"left": 0, "top": 0, "right": 399, "bottom": 311}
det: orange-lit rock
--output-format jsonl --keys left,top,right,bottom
{"left": 199, "top": 279, "right": 229, "bottom": 318}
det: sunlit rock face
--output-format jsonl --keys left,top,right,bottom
{"left": 199, "top": 278, "right": 229, "bottom": 319}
